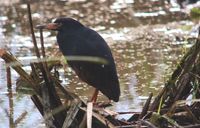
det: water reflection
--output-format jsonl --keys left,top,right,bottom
{"left": 0, "top": 0, "right": 196, "bottom": 127}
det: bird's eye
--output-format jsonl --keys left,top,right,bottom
{"left": 57, "top": 23, "right": 62, "bottom": 27}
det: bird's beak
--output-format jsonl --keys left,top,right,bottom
{"left": 36, "top": 23, "right": 61, "bottom": 30}
{"left": 45, "top": 23, "right": 61, "bottom": 30}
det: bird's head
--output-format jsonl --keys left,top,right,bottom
{"left": 43, "top": 17, "right": 84, "bottom": 32}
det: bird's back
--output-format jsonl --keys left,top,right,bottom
{"left": 57, "top": 27, "right": 120, "bottom": 102}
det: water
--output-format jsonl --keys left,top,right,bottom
{"left": 0, "top": 0, "right": 198, "bottom": 127}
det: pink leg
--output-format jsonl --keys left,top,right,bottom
{"left": 90, "top": 89, "right": 99, "bottom": 102}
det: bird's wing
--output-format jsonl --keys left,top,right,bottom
{"left": 57, "top": 30, "right": 120, "bottom": 101}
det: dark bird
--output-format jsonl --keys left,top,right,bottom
{"left": 45, "top": 18, "right": 120, "bottom": 102}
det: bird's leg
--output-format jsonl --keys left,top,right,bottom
{"left": 90, "top": 89, "right": 99, "bottom": 102}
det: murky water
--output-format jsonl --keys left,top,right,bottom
{"left": 0, "top": 0, "right": 198, "bottom": 127}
